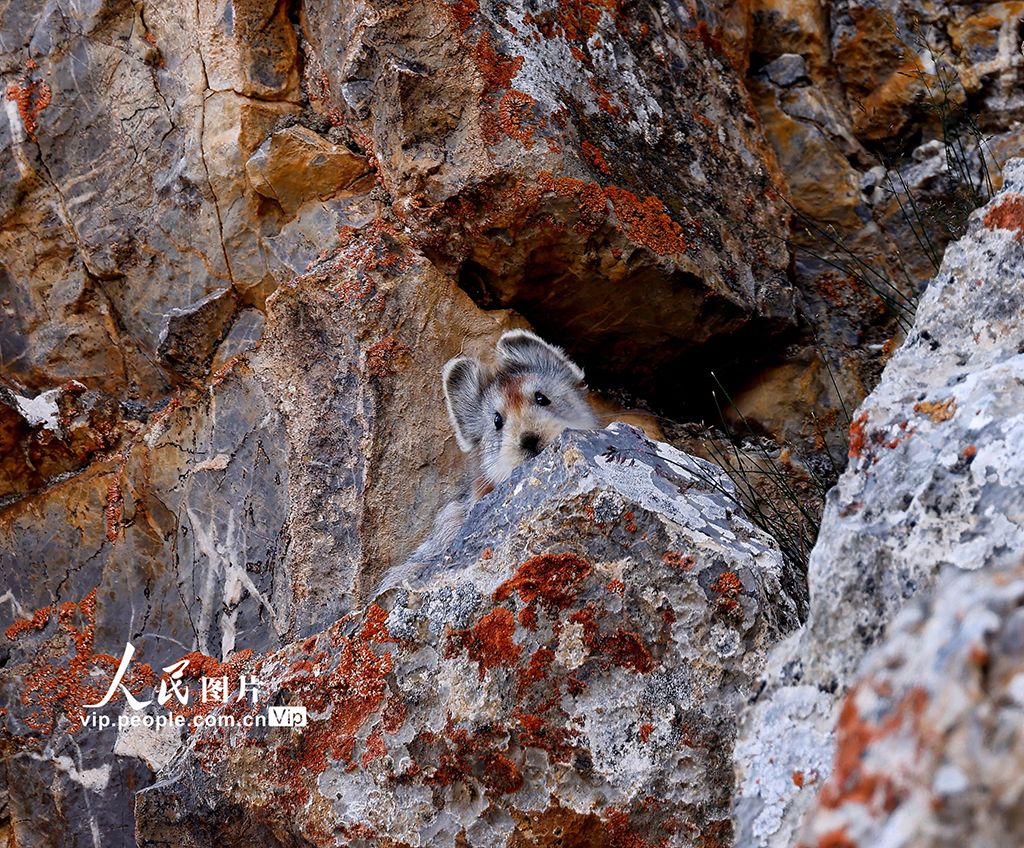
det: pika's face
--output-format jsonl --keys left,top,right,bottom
{"left": 443, "top": 330, "right": 597, "bottom": 487}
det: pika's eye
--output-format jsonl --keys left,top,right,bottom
{"left": 534, "top": 392, "right": 550, "bottom": 406}
{"left": 494, "top": 412, "right": 504, "bottom": 430}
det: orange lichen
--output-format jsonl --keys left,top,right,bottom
{"left": 913, "top": 397, "right": 957, "bottom": 424}
{"left": 447, "top": 0, "right": 479, "bottom": 32}
{"left": 582, "top": 140, "right": 612, "bottom": 175}
{"left": 472, "top": 32, "right": 524, "bottom": 91}
{"left": 605, "top": 186, "right": 688, "bottom": 255}
{"left": 983, "top": 193, "right": 1024, "bottom": 240}
{"left": 497, "top": 89, "right": 539, "bottom": 148}
{"left": 494, "top": 552, "right": 593, "bottom": 627}
{"left": 6, "top": 77, "right": 52, "bottom": 141}
{"left": 262, "top": 635, "right": 393, "bottom": 808}
{"left": 602, "top": 629, "right": 653, "bottom": 673}
{"left": 460, "top": 607, "right": 521, "bottom": 679}
{"left": 818, "top": 686, "right": 928, "bottom": 813}
{"left": 815, "top": 829, "right": 857, "bottom": 848}
{"left": 326, "top": 219, "right": 413, "bottom": 302}
{"left": 638, "top": 722, "right": 654, "bottom": 742}
{"left": 711, "top": 571, "right": 742, "bottom": 596}
{"left": 711, "top": 571, "right": 743, "bottom": 615}
{"left": 662, "top": 551, "right": 696, "bottom": 571}
{"left": 105, "top": 477, "right": 124, "bottom": 543}
{"left": 360, "top": 604, "right": 391, "bottom": 643}
{"left": 606, "top": 579, "right": 625, "bottom": 595}
{"left": 517, "top": 646, "right": 555, "bottom": 694}
{"left": 848, "top": 411, "right": 870, "bottom": 459}
{"left": 365, "top": 336, "right": 411, "bottom": 379}
{"left": 482, "top": 751, "right": 524, "bottom": 794}
{"left": 360, "top": 726, "right": 387, "bottom": 767}
{"left": 6, "top": 590, "right": 156, "bottom": 737}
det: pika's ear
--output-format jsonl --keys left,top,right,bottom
{"left": 442, "top": 356, "right": 485, "bottom": 452}
{"left": 495, "top": 329, "right": 585, "bottom": 383}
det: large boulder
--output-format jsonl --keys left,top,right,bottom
{"left": 734, "top": 159, "right": 1024, "bottom": 846}
{"left": 133, "top": 424, "right": 802, "bottom": 847}
{"left": 798, "top": 559, "right": 1024, "bottom": 847}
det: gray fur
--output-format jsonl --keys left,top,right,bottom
{"left": 443, "top": 356, "right": 486, "bottom": 451}
{"left": 375, "top": 330, "right": 598, "bottom": 597}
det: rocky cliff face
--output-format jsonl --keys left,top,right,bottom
{"left": 736, "top": 158, "right": 1024, "bottom": 848}
{"left": 1, "top": 0, "right": 1023, "bottom": 846}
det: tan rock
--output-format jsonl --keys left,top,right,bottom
{"left": 245, "top": 124, "right": 373, "bottom": 216}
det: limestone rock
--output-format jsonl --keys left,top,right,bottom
{"left": 134, "top": 424, "right": 802, "bottom": 847}
{"left": 734, "top": 159, "right": 1024, "bottom": 846}
{"left": 254, "top": 219, "right": 524, "bottom": 621}
{"left": 798, "top": 560, "right": 1024, "bottom": 847}
{"left": 300, "top": 0, "right": 796, "bottom": 405}
{"left": 245, "top": 124, "right": 374, "bottom": 215}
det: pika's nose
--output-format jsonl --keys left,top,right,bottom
{"left": 520, "top": 432, "right": 541, "bottom": 456}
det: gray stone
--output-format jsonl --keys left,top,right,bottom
{"left": 798, "top": 559, "right": 1024, "bottom": 846}
{"left": 134, "top": 424, "right": 802, "bottom": 847}
{"left": 763, "top": 54, "right": 809, "bottom": 87}
{"left": 734, "top": 158, "right": 1024, "bottom": 847}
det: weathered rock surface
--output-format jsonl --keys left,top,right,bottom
{"left": 4, "top": 1, "right": 1024, "bottom": 845}
{"left": 734, "top": 159, "right": 1024, "bottom": 846}
{"left": 799, "top": 560, "right": 1024, "bottom": 848}
{"left": 0, "top": 223, "right": 523, "bottom": 845}
{"left": 733, "top": 0, "right": 1024, "bottom": 459}
{"left": 134, "top": 424, "right": 801, "bottom": 847}
{"left": 255, "top": 219, "right": 523, "bottom": 619}
{"left": 300, "top": 0, "right": 796, "bottom": 405}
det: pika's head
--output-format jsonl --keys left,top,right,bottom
{"left": 443, "top": 330, "right": 597, "bottom": 487}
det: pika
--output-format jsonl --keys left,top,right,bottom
{"left": 376, "top": 330, "right": 596, "bottom": 592}
{"left": 444, "top": 329, "right": 598, "bottom": 496}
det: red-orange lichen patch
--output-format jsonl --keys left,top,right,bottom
{"left": 365, "top": 336, "right": 411, "bottom": 379}
{"left": 105, "top": 476, "right": 124, "bottom": 543}
{"left": 568, "top": 604, "right": 654, "bottom": 675}
{"left": 638, "top": 722, "right": 654, "bottom": 743}
{"left": 662, "top": 551, "right": 697, "bottom": 571}
{"left": 517, "top": 646, "right": 555, "bottom": 694}
{"left": 815, "top": 829, "right": 857, "bottom": 848}
{"left": 494, "top": 552, "right": 593, "bottom": 627}
{"left": 460, "top": 607, "right": 521, "bottom": 679}
{"left": 338, "top": 219, "right": 413, "bottom": 280}
{"left": 6, "top": 590, "right": 155, "bottom": 737}
{"left": 817, "top": 685, "right": 928, "bottom": 814}
{"left": 983, "top": 192, "right": 1024, "bottom": 240}
{"left": 606, "top": 579, "right": 625, "bottom": 595}
{"left": 848, "top": 411, "right": 870, "bottom": 459}
{"left": 447, "top": 0, "right": 479, "bottom": 32}
{"left": 360, "top": 604, "right": 391, "bottom": 643}
{"left": 497, "top": 89, "right": 540, "bottom": 148}
{"left": 6, "top": 77, "right": 52, "bottom": 141}
{"left": 360, "top": 726, "right": 387, "bottom": 767}
{"left": 472, "top": 31, "right": 525, "bottom": 91}
{"left": 482, "top": 751, "right": 524, "bottom": 794}
{"left": 601, "top": 628, "right": 653, "bottom": 673}
{"left": 711, "top": 571, "right": 743, "bottom": 615}
{"left": 262, "top": 636, "right": 394, "bottom": 808}
{"left": 605, "top": 186, "right": 687, "bottom": 255}
{"left": 582, "top": 140, "right": 612, "bottom": 175}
